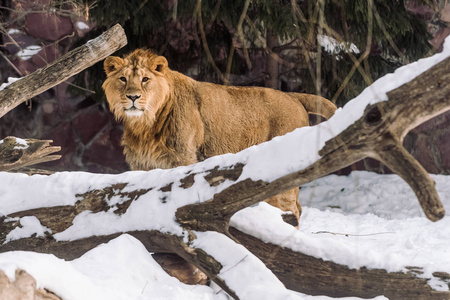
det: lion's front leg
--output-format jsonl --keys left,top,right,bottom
{"left": 264, "top": 188, "right": 301, "bottom": 228}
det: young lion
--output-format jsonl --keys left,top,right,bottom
{"left": 103, "top": 49, "right": 336, "bottom": 227}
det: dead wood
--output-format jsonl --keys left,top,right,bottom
{"left": 0, "top": 24, "right": 127, "bottom": 119}
{"left": 229, "top": 227, "right": 450, "bottom": 300}
{"left": 1, "top": 27, "right": 450, "bottom": 299}
{"left": 0, "top": 137, "right": 61, "bottom": 171}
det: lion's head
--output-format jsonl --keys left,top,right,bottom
{"left": 102, "top": 49, "right": 170, "bottom": 121}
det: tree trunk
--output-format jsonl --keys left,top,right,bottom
{"left": 264, "top": 28, "right": 279, "bottom": 89}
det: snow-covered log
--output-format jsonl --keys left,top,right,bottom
{"left": 0, "top": 24, "right": 127, "bottom": 118}
{"left": 0, "top": 137, "right": 60, "bottom": 172}
{"left": 2, "top": 33, "right": 450, "bottom": 299}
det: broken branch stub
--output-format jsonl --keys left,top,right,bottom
{"left": 0, "top": 137, "right": 61, "bottom": 171}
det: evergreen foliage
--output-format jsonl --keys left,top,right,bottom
{"left": 79, "top": 0, "right": 433, "bottom": 105}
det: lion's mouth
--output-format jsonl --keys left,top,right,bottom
{"left": 124, "top": 106, "right": 144, "bottom": 117}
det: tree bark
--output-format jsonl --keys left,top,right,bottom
{"left": 0, "top": 137, "right": 61, "bottom": 171}
{"left": 2, "top": 25, "right": 450, "bottom": 300}
{"left": 264, "top": 28, "right": 280, "bottom": 89}
{"left": 0, "top": 24, "right": 127, "bottom": 119}
{"left": 229, "top": 227, "right": 449, "bottom": 300}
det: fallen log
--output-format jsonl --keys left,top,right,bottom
{"left": 1, "top": 27, "right": 450, "bottom": 299}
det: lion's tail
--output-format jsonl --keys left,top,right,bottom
{"left": 289, "top": 93, "right": 337, "bottom": 120}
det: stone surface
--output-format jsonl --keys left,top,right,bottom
{"left": 82, "top": 123, "right": 128, "bottom": 173}
{"left": 72, "top": 104, "right": 111, "bottom": 145}
{"left": 24, "top": 13, "right": 73, "bottom": 41}
{"left": 32, "top": 44, "right": 60, "bottom": 68}
{"left": 3, "top": 31, "right": 36, "bottom": 56}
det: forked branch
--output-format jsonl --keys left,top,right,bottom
{"left": 0, "top": 137, "right": 61, "bottom": 171}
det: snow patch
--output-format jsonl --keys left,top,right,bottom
{"left": 76, "top": 21, "right": 90, "bottom": 30}
{"left": 13, "top": 137, "right": 29, "bottom": 149}
{"left": 318, "top": 34, "right": 360, "bottom": 55}
{"left": 17, "top": 45, "right": 42, "bottom": 60}
{"left": 0, "top": 77, "right": 21, "bottom": 91}
{"left": 5, "top": 216, "right": 51, "bottom": 242}
{"left": 7, "top": 28, "right": 22, "bottom": 35}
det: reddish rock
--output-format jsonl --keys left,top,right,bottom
{"left": 31, "top": 44, "right": 60, "bottom": 68}
{"left": 41, "top": 99, "right": 61, "bottom": 127}
{"left": 3, "top": 31, "right": 36, "bottom": 56}
{"left": 407, "top": 110, "right": 450, "bottom": 174}
{"left": 12, "top": 57, "right": 36, "bottom": 75}
{"left": 54, "top": 82, "right": 72, "bottom": 113}
{"left": 24, "top": 13, "right": 73, "bottom": 41}
{"left": 409, "top": 134, "right": 440, "bottom": 174}
{"left": 72, "top": 105, "right": 111, "bottom": 145}
{"left": 41, "top": 121, "right": 78, "bottom": 171}
{"left": 430, "top": 27, "right": 450, "bottom": 51}
{"left": 406, "top": 1, "right": 435, "bottom": 21}
{"left": 83, "top": 124, "right": 128, "bottom": 173}
{"left": 435, "top": 131, "right": 450, "bottom": 172}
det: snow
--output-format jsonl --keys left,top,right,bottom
{"left": 0, "top": 235, "right": 223, "bottom": 300}
{"left": 76, "top": 21, "right": 90, "bottom": 30}
{"left": 318, "top": 34, "right": 360, "bottom": 55}
{"left": 1, "top": 37, "right": 450, "bottom": 300}
{"left": 16, "top": 45, "right": 42, "bottom": 60}
{"left": 0, "top": 77, "right": 21, "bottom": 91}
{"left": 5, "top": 216, "right": 50, "bottom": 242}
{"left": 7, "top": 28, "right": 22, "bottom": 35}
{"left": 232, "top": 173, "right": 450, "bottom": 291}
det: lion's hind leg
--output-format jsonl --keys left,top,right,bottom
{"left": 264, "top": 188, "right": 301, "bottom": 228}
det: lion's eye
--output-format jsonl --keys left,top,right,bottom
{"left": 119, "top": 77, "right": 126, "bottom": 82}
{"left": 142, "top": 77, "right": 149, "bottom": 82}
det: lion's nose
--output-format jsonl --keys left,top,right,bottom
{"left": 126, "top": 95, "right": 141, "bottom": 102}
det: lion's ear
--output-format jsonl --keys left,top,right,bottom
{"left": 152, "top": 56, "right": 168, "bottom": 73}
{"left": 104, "top": 56, "right": 124, "bottom": 75}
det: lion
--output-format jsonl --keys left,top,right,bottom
{"left": 102, "top": 49, "right": 336, "bottom": 227}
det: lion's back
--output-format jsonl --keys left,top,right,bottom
{"left": 194, "top": 82, "right": 309, "bottom": 156}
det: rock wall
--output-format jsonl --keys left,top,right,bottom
{"left": 0, "top": 4, "right": 128, "bottom": 173}
{"left": 0, "top": 3, "right": 449, "bottom": 175}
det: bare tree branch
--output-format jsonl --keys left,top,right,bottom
{"left": 0, "top": 24, "right": 127, "bottom": 118}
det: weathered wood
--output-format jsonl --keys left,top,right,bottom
{"left": 1, "top": 29, "right": 450, "bottom": 299}
{"left": 0, "top": 137, "right": 61, "bottom": 171}
{"left": 0, "top": 24, "right": 127, "bottom": 118}
{"left": 229, "top": 227, "right": 449, "bottom": 300}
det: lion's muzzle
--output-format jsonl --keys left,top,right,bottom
{"left": 126, "top": 94, "right": 141, "bottom": 102}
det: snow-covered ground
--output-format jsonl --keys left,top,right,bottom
{"left": 1, "top": 35, "right": 450, "bottom": 300}
{"left": 0, "top": 171, "right": 448, "bottom": 300}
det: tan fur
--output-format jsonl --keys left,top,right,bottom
{"left": 103, "top": 49, "right": 336, "bottom": 225}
